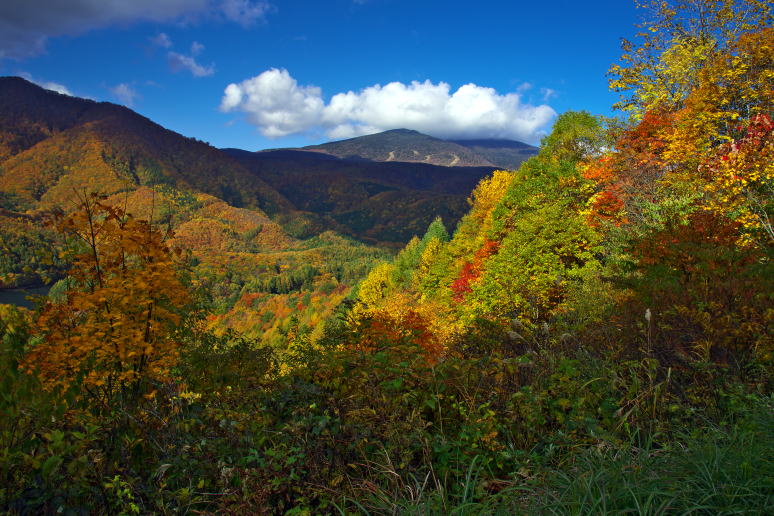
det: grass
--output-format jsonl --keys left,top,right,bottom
{"left": 527, "top": 400, "right": 773, "bottom": 515}
{"left": 335, "top": 397, "right": 774, "bottom": 515}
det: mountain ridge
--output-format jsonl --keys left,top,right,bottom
{"left": 0, "top": 76, "right": 292, "bottom": 216}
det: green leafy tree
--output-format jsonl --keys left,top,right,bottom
{"left": 539, "top": 110, "right": 607, "bottom": 163}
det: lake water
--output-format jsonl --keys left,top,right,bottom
{"left": 0, "top": 286, "right": 51, "bottom": 309}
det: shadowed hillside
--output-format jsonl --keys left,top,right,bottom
{"left": 450, "top": 138, "right": 539, "bottom": 169}
{"left": 224, "top": 147, "right": 496, "bottom": 245}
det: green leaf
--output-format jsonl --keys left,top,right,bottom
{"left": 40, "top": 455, "right": 62, "bottom": 479}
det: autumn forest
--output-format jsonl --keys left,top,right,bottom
{"left": 1, "top": 0, "right": 773, "bottom": 514}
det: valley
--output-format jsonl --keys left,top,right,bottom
{"left": 0, "top": 77, "right": 534, "bottom": 350}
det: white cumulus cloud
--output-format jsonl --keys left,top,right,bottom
{"left": 221, "top": 69, "right": 556, "bottom": 143}
{"left": 220, "top": 68, "right": 324, "bottom": 138}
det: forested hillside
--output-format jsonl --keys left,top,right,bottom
{"left": 1, "top": 1, "right": 772, "bottom": 514}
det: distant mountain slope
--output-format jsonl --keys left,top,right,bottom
{"left": 226, "top": 128, "right": 538, "bottom": 244}
{"left": 0, "top": 76, "right": 291, "bottom": 216}
{"left": 224, "top": 148, "right": 496, "bottom": 245}
{"left": 301, "top": 129, "right": 494, "bottom": 167}
{"left": 298, "top": 128, "right": 538, "bottom": 169}
{"left": 450, "top": 138, "right": 539, "bottom": 170}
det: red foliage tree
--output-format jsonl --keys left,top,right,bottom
{"left": 451, "top": 239, "right": 500, "bottom": 303}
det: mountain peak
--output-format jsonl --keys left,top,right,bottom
{"left": 382, "top": 128, "right": 423, "bottom": 135}
{"left": 300, "top": 129, "right": 537, "bottom": 169}
{"left": 302, "top": 129, "right": 491, "bottom": 167}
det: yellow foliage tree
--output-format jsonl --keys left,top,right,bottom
{"left": 467, "top": 170, "right": 514, "bottom": 217}
{"left": 664, "top": 27, "right": 773, "bottom": 160}
{"left": 355, "top": 262, "right": 395, "bottom": 311}
{"left": 700, "top": 113, "right": 774, "bottom": 244}
{"left": 662, "top": 28, "right": 774, "bottom": 244}
{"left": 23, "top": 194, "right": 189, "bottom": 407}
{"left": 609, "top": 0, "right": 771, "bottom": 116}
{"left": 443, "top": 170, "right": 513, "bottom": 274}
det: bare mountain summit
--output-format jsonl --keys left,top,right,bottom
{"left": 300, "top": 129, "right": 537, "bottom": 169}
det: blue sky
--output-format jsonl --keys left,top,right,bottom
{"left": 0, "top": 0, "right": 642, "bottom": 150}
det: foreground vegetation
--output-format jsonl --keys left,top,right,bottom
{"left": 2, "top": 1, "right": 773, "bottom": 514}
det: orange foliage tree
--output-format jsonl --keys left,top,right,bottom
{"left": 23, "top": 194, "right": 190, "bottom": 408}
{"left": 348, "top": 308, "right": 444, "bottom": 362}
{"left": 626, "top": 209, "right": 772, "bottom": 368}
